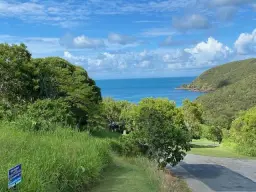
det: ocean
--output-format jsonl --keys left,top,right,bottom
{"left": 96, "top": 77, "right": 203, "bottom": 107}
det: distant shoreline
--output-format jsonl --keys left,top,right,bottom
{"left": 175, "top": 87, "right": 211, "bottom": 93}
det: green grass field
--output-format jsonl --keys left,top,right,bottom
{"left": 189, "top": 139, "right": 256, "bottom": 159}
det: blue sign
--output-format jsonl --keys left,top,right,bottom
{"left": 8, "top": 164, "right": 22, "bottom": 189}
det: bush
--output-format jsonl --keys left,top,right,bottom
{"left": 25, "top": 99, "right": 75, "bottom": 126}
{"left": 228, "top": 106, "right": 256, "bottom": 156}
{"left": 0, "top": 121, "right": 111, "bottom": 191}
{"left": 201, "top": 124, "right": 223, "bottom": 144}
{"left": 118, "top": 98, "right": 191, "bottom": 168}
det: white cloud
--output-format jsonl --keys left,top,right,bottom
{"left": 184, "top": 37, "right": 232, "bottom": 65}
{"left": 234, "top": 29, "right": 256, "bottom": 55}
{"left": 172, "top": 14, "right": 210, "bottom": 31}
{"left": 73, "top": 35, "right": 105, "bottom": 49}
{"left": 108, "top": 33, "right": 136, "bottom": 45}
{"left": 60, "top": 34, "right": 105, "bottom": 49}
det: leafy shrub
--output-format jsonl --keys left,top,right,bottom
{"left": 201, "top": 124, "right": 223, "bottom": 143}
{"left": 228, "top": 106, "right": 256, "bottom": 156}
{"left": 25, "top": 99, "right": 76, "bottom": 126}
{"left": 182, "top": 99, "right": 203, "bottom": 139}
{"left": 117, "top": 98, "right": 191, "bottom": 168}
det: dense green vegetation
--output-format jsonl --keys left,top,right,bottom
{"left": 0, "top": 43, "right": 192, "bottom": 191}
{"left": 104, "top": 98, "right": 191, "bottom": 167}
{"left": 3, "top": 42, "right": 255, "bottom": 191}
{"left": 226, "top": 106, "right": 256, "bottom": 156}
{"left": 181, "top": 58, "right": 256, "bottom": 128}
{"left": 180, "top": 58, "right": 256, "bottom": 157}
{"left": 182, "top": 58, "right": 256, "bottom": 91}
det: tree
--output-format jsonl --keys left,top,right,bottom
{"left": 182, "top": 99, "right": 203, "bottom": 139}
{"left": 0, "top": 43, "right": 32, "bottom": 103}
{"left": 123, "top": 98, "right": 191, "bottom": 168}
{"left": 0, "top": 43, "right": 102, "bottom": 130}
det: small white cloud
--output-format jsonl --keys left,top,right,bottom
{"left": 172, "top": 14, "right": 210, "bottom": 31}
{"left": 73, "top": 35, "right": 105, "bottom": 49}
{"left": 60, "top": 34, "right": 106, "bottom": 49}
{"left": 234, "top": 29, "right": 256, "bottom": 55}
{"left": 108, "top": 33, "right": 136, "bottom": 45}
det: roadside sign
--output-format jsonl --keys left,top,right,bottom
{"left": 8, "top": 164, "right": 22, "bottom": 189}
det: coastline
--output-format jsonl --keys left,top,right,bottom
{"left": 175, "top": 87, "right": 211, "bottom": 93}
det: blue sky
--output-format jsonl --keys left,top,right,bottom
{"left": 0, "top": 0, "right": 256, "bottom": 79}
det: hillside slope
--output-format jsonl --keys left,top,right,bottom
{"left": 182, "top": 58, "right": 256, "bottom": 127}
{"left": 197, "top": 73, "right": 256, "bottom": 127}
{"left": 182, "top": 58, "right": 256, "bottom": 92}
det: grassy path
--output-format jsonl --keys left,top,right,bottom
{"left": 92, "top": 156, "right": 159, "bottom": 192}
{"left": 92, "top": 155, "right": 191, "bottom": 192}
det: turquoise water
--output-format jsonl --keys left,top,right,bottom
{"left": 96, "top": 77, "right": 203, "bottom": 106}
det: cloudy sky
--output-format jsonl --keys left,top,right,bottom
{"left": 0, "top": 0, "right": 255, "bottom": 79}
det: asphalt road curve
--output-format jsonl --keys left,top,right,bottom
{"left": 168, "top": 154, "right": 256, "bottom": 192}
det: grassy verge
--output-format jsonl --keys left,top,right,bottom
{"left": 92, "top": 155, "right": 190, "bottom": 192}
{"left": 0, "top": 121, "right": 111, "bottom": 191}
{"left": 189, "top": 139, "right": 256, "bottom": 159}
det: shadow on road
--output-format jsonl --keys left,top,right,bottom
{"left": 178, "top": 163, "right": 256, "bottom": 191}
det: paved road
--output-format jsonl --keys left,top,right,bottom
{"left": 167, "top": 154, "right": 256, "bottom": 192}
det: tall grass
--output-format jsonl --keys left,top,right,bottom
{"left": 0, "top": 121, "right": 111, "bottom": 192}
{"left": 127, "top": 157, "right": 191, "bottom": 192}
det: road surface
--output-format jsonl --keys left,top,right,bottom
{"left": 167, "top": 154, "right": 256, "bottom": 192}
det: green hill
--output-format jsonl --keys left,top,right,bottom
{"left": 184, "top": 58, "right": 256, "bottom": 128}
{"left": 182, "top": 58, "right": 256, "bottom": 92}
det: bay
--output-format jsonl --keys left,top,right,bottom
{"left": 96, "top": 77, "right": 203, "bottom": 106}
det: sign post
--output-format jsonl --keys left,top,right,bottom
{"left": 8, "top": 164, "right": 22, "bottom": 190}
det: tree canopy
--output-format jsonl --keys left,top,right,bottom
{"left": 0, "top": 43, "right": 102, "bottom": 130}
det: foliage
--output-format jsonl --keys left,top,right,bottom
{"left": 182, "top": 99, "right": 203, "bottom": 139}
{"left": 0, "top": 121, "right": 111, "bottom": 192}
{"left": 183, "top": 58, "right": 256, "bottom": 91}
{"left": 102, "top": 98, "right": 133, "bottom": 133}
{"left": 0, "top": 43, "right": 32, "bottom": 103}
{"left": 25, "top": 99, "right": 76, "bottom": 126}
{"left": 201, "top": 125, "right": 223, "bottom": 143}
{"left": 228, "top": 106, "right": 256, "bottom": 156}
{"left": 0, "top": 43, "right": 102, "bottom": 130}
{"left": 118, "top": 98, "right": 191, "bottom": 168}
{"left": 181, "top": 58, "right": 256, "bottom": 128}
